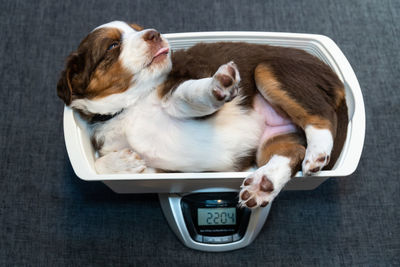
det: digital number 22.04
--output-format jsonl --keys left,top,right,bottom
{"left": 206, "top": 212, "right": 235, "bottom": 225}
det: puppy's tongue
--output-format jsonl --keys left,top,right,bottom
{"left": 154, "top": 47, "right": 169, "bottom": 57}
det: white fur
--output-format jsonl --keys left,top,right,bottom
{"left": 95, "top": 148, "right": 146, "bottom": 174}
{"left": 93, "top": 20, "right": 136, "bottom": 33}
{"left": 84, "top": 22, "right": 265, "bottom": 173}
{"left": 239, "top": 155, "right": 292, "bottom": 207}
{"left": 302, "top": 125, "right": 333, "bottom": 175}
{"left": 123, "top": 93, "right": 263, "bottom": 172}
{"left": 92, "top": 91, "right": 263, "bottom": 172}
{"left": 162, "top": 62, "right": 241, "bottom": 118}
{"left": 76, "top": 22, "right": 293, "bottom": 185}
{"left": 162, "top": 78, "right": 217, "bottom": 118}
{"left": 70, "top": 21, "right": 172, "bottom": 115}
{"left": 120, "top": 29, "right": 171, "bottom": 75}
{"left": 70, "top": 74, "right": 169, "bottom": 115}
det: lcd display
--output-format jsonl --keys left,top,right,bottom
{"left": 197, "top": 208, "right": 236, "bottom": 226}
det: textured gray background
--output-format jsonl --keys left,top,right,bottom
{"left": 0, "top": 0, "right": 399, "bottom": 266}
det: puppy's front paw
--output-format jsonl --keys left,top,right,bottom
{"left": 95, "top": 148, "right": 147, "bottom": 174}
{"left": 239, "top": 155, "right": 292, "bottom": 208}
{"left": 211, "top": 61, "right": 240, "bottom": 103}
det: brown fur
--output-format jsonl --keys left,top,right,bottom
{"left": 326, "top": 98, "right": 348, "bottom": 169}
{"left": 87, "top": 60, "right": 133, "bottom": 99}
{"left": 57, "top": 27, "right": 126, "bottom": 107}
{"left": 129, "top": 23, "right": 144, "bottom": 31}
{"left": 257, "top": 133, "right": 306, "bottom": 176}
{"left": 159, "top": 42, "right": 348, "bottom": 170}
{"left": 57, "top": 28, "right": 348, "bottom": 173}
{"left": 255, "top": 63, "right": 338, "bottom": 135}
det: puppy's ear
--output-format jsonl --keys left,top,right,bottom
{"left": 56, "top": 52, "right": 82, "bottom": 105}
{"left": 129, "top": 23, "right": 144, "bottom": 31}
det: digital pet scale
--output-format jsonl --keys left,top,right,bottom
{"left": 159, "top": 189, "right": 271, "bottom": 252}
{"left": 62, "top": 32, "right": 365, "bottom": 252}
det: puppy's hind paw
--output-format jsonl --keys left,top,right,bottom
{"left": 238, "top": 155, "right": 292, "bottom": 209}
{"left": 95, "top": 148, "right": 147, "bottom": 174}
{"left": 239, "top": 174, "right": 274, "bottom": 208}
{"left": 302, "top": 152, "right": 330, "bottom": 175}
{"left": 302, "top": 126, "right": 333, "bottom": 176}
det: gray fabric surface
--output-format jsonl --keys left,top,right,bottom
{"left": 0, "top": 0, "right": 399, "bottom": 266}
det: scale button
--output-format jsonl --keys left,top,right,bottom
{"left": 203, "top": 235, "right": 233, "bottom": 244}
{"left": 220, "top": 235, "right": 233, "bottom": 243}
{"left": 232, "top": 234, "right": 243, "bottom": 242}
{"left": 203, "top": 236, "right": 216, "bottom": 243}
{"left": 194, "top": 235, "right": 203, "bottom": 243}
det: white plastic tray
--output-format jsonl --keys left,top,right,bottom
{"left": 62, "top": 32, "right": 365, "bottom": 193}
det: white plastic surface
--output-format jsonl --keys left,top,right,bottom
{"left": 62, "top": 32, "right": 365, "bottom": 193}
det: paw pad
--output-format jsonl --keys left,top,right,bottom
{"left": 239, "top": 156, "right": 292, "bottom": 209}
{"left": 212, "top": 61, "right": 240, "bottom": 103}
{"left": 239, "top": 174, "right": 277, "bottom": 209}
{"left": 260, "top": 175, "right": 274, "bottom": 192}
{"left": 303, "top": 153, "right": 330, "bottom": 175}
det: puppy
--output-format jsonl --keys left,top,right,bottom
{"left": 57, "top": 21, "right": 348, "bottom": 208}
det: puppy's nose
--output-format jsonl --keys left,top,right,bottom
{"left": 143, "top": 30, "right": 161, "bottom": 42}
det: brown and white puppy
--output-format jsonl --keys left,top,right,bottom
{"left": 57, "top": 21, "right": 348, "bottom": 208}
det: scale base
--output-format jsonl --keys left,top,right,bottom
{"left": 159, "top": 190, "right": 271, "bottom": 252}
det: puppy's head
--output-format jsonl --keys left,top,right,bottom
{"left": 57, "top": 21, "right": 171, "bottom": 115}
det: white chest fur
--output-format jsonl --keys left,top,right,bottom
{"left": 100, "top": 93, "right": 264, "bottom": 172}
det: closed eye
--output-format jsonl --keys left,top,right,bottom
{"left": 107, "top": 42, "right": 120, "bottom": 51}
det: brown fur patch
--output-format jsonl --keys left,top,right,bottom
{"left": 58, "top": 35, "right": 349, "bottom": 171}
{"left": 57, "top": 27, "right": 127, "bottom": 104}
{"left": 255, "top": 63, "right": 336, "bottom": 135}
{"left": 235, "top": 151, "right": 257, "bottom": 171}
{"left": 87, "top": 60, "right": 133, "bottom": 99}
{"left": 257, "top": 133, "right": 306, "bottom": 175}
{"left": 326, "top": 98, "right": 348, "bottom": 169}
{"left": 334, "top": 86, "right": 346, "bottom": 108}
{"left": 158, "top": 41, "right": 348, "bottom": 170}
{"left": 129, "top": 23, "right": 144, "bottom": 31}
